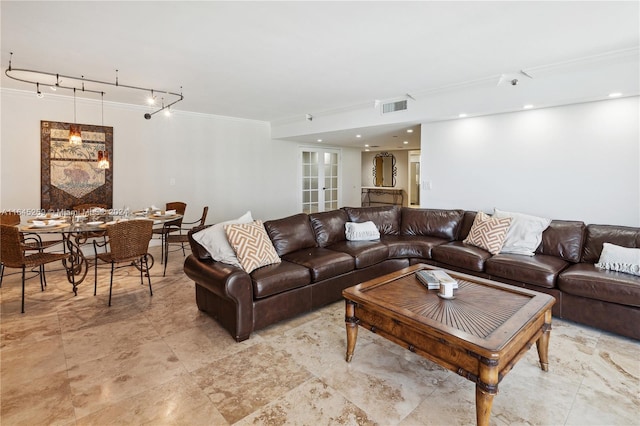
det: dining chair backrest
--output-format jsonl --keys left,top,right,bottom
{"left": 0, "top": 224, "right": 25, "bottom": 267}
{"left": 166, "top": 202, "right": 187, "bottom": 216}
{"left": 196, "top": 206, "right": 209, "bottom": 227}
{"left": 106, "top": 220, "right": 153, "bottom": 261}
{"left": 166, "top": 201, "right": 187, "bottom": 226}
{"left": 0, "top": 212, "right": 21, "bottom": 225}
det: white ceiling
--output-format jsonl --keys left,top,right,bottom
{"left": 1, "top": 1, "right": 639, "bottom": 150}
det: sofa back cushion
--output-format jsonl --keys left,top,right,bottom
{"left": 343, "top": 206, "right": 401, "bottom": 236}
{"left": 457, "top": 211, "right": 477, "bottom": 240}
{"left": 581, "top": 224, "right": 640, "bottom": 264}
{"left": 535, "top": 220, "right": 585, "bottom": 263}
{"left": 400, "top": 208, "right": 464, "bottom": 240}
{"left": 264, "top": 213, "right": 317, "bottom": 256}
{"left": 309, "top": 209, "right": 348, "bottom": 247}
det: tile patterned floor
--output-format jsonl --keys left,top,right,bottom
{"left": 1, "top": 246, "right": 638, "bottom": 425}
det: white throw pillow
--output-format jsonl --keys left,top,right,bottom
{"left": 493, "top": 208, "right": 551, "bottom": 256}
{"left": 191, "top": 211, "right": 253, "bottom": 267}
{"left": 595, "top": 243, "right": 640, "bottom": 276}
{"left": 345, "top": 221, "right": 380, "bottom": 241}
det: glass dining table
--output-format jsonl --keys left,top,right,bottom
{"left": 18, "top": 211, "right": 183, "bottom": 295}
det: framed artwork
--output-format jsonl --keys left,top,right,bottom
{"left": 41, "top": 120, "right": 113, "bottom": 210}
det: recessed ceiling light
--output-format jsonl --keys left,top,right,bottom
{"left": 609, "top": 92, "right": 622, "bottom": 98}
{"left": 523, "top": 104, "right": 534, "bottom": 109}
{"left": 364, "top": 144, "right": 369, "bottom": 147}
{"left": 365, "top": 149, "right": 370, "bottom": 152}
{"left": 406, "top": 129, "right": 413, "bottom": 133}
{"left": 317, "top": 139, "right": 323, "bottom": 142}
{"left": 403, "top": 141, "right": 409, "bottom": 145}
{"left": 458, "top": 113, "right": 467, "bottom": 118}
{"left": 356, "top": 134, "right": 362, "bottom": 138}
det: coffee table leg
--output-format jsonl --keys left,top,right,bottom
{"left": 536, "top": 309, "right": 552, "bottom": 372}
{"left": 345, "top": 300, "right": 358, "bottom": 362}
{"left": 476, "top": 361, "right": 498, "bottom": 426}
{"left": 475, "top": 385, "right": 494, "bottom": 426}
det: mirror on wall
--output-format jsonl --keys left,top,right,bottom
{"left": 372, "top": 152, "right": 397, "bottom": 187}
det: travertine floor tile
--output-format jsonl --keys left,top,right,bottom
{"left": 192, "top": 342, "right": 311, "bottom": 423}
{"left": 1, "top": 245, "right": 638, "bottom": 425}
{"left": 67, "top": 339, "right": 187, "bottom": 418}
{"left": 236, "top": 377, "right": 376, "bottom": 426}
{"left": 75, "top": 374, "right": 228, "bottom": 426}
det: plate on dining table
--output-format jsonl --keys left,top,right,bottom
{"left": 153, "top": 213, "right": 179, "bottom": 219}
{"left": 27, "top": 221, "right": 67, "bottom": 229}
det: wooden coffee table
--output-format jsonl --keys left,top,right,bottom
{"left": 342, "top": 264, "right": 555, "bottom": 426}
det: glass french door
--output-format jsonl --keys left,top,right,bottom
{"left": 301, "top": 149, "right": 340, "bottom": 214}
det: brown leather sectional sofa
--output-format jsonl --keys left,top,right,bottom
{"left": 184, "top": 206, "right": 640, "bottom": 342}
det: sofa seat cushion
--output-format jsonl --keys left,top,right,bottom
{"left": 250, "top": 260, "right": 311, "bottom": 299}
{"left": 283, "top": 247, "right": 354, "bottom": 282}
{"left": 326, "top": 240, "right": 389, "bottom": 269}
{"left": 431, "top": 241, "right": 491, "bottom": 272}
{"left": 558, "top": 263, "right": 640, "bottom": 307}
{"left": 382, "top": 235, "right": 447, "bottom": 259}
{"left": 485, "top": 253, "right": 569, "bottom": 289}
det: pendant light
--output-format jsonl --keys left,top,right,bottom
{"left": 69, "top": 88, "right": 82, "bottom": 146}
{"left": 97, "top": 91, "right": 110, "bottom": 169}
{"left": 97, "top": 150, "right": 110, "bottom": 169}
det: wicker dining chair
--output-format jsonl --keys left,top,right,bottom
{"left": 93, "top": 220, "right": 154, "bottom": 306}
{"left": 0, "top": 224, "right": 70, "bottom": 313}
{"left": 162, "top": 206, "right": 209, "bottom": 276}
{"left": 0, "top": 212, "right": 63, "bottom": 287}
{"left": 152, "top": 201, "right": 187, "bottom": 265}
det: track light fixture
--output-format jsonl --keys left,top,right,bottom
{"left": 5, "top": 52, "right": 183, "bottom": 120}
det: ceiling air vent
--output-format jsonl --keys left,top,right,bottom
{"left": 382, "top": 100, "right": 408, "bottom": 114}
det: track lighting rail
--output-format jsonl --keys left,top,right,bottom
{"left": 5, "top": 52, "right": 183, "bottom": 119}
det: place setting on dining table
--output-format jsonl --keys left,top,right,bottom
{"left": 18, "top": 205, "right": 182, "bottom": 233}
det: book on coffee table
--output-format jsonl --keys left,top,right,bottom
{"left": 416, "top": 269, "right": 458, "bottom": 290}
{"left": 415, "top": 270, "right": 440, "bottom": 290}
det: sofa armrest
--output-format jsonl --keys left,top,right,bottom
{"left": 183, "top": 254, "right": 254, "bottom": 341}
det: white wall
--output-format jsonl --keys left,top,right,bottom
{"left": 0, "top": 89, "right": 361, "bottom": 223}
{"left": 421, "top": 97, "right": 640, "bottom": 226}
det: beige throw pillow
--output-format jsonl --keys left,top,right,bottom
{"left": 463, "top": 211, "right": 512, "bottom": 255}
{"left": 224, "top": 220, "right": 281, "bottom": 273}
